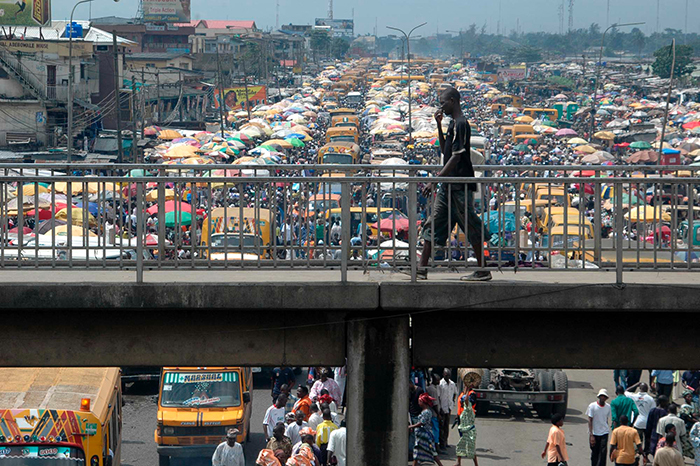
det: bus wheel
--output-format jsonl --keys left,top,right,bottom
{"left": 158, "top": 454, "right": 170, "bottom": 466}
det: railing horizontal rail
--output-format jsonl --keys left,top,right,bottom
{"left": 1, "top": 163, "right": 698, "bottom": 283}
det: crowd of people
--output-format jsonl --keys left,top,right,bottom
{"left": 215, "top": 366, "right": 347, "bottom": 466}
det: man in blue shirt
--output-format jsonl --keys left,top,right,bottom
{"left": 651, "top": 370, "right": 675, "bottom": 398}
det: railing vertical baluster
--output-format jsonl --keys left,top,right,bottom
{"left": 408, "top": 181, "right": 417, "bottom": 282}
{"left": 615, "top": 179, "right": 624, "bottom": 285}
{"left": 136, "top": 181, "right": 144, "bottom": 283}
{"left": 341, "top": 182, "right": 350, "bottom": 283}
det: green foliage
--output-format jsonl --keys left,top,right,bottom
{"left": 652, "top": 44, "right": 695, "bottom": 79}
{"left": 331, "top": 37, "right": 350, "bottom": 59}
{"left": 546, "top": 76, "right": 576, "bottom": 90}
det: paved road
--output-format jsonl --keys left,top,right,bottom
{"left": 120, "top": 369, "right": 690, "bottom": 466}
{"left": 120, "top": 373, "right": 310, "bottom": 466}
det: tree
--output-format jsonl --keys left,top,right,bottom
{"left": 652, "top": 44, "right": 694, "bottom": 79}
{"left": 310, "top": 29, "right": 331, "bottom": 62}
{"left": 630, "top": 28, "right": 645, "bottom": 57}
{"left": 331, "top": 37, "right": 350, "bottom": 59}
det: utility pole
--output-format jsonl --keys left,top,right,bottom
{"left": 155, "top": 71, "right": 160, "bottom": 124}
{"left": 139, "top": 67, "right": 145, "bottom": 163}
{"left": 240, "top": 57, "right": 251, "bottom": 120}
{"left": 216, "top": 48, "right": 226, "bottom": 137}
{"left": 112, "top": 31, "right": 123, "bottom": 162}
{"left": 130, "top": 74, "right": 136, "bottom": 163}
{"left": 178, "top": 71, "right": 184, "bottom": 123}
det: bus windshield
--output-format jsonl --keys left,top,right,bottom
{"left": 323, "top": 154, "right": 353, "bottom": 164}
{"left": 161, "top": 372, "right": 241, "bottom": 408}
{"left": 0, "top": 446, "right": 85, "bottom": 464}
{"left": 210, "top": 234, "right": 259, "bottom": 249}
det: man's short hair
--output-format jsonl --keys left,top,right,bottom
{"left": 298, "top": 385, "right": 309, "bottom": 395}
{"left": 616, "top": 385, "right": 625, "bottom": 395}
{"left": 665, "top": 423, "right": 676, "bottom": 433}
{"left": 310, "top": 403, "right": 319, "bottom": 413}
{"left": 668, "top": 403, "right": 678, "bottom": 414}
{"left": 619, "top": 415, "right": 629, "bottom": 426}
{"left": 441, "top": 86, "right": 461, "bottom": 103}
{"left": 665, "top": 432, "right": 676, "bottom": 445}
{"left": 551, "top": 413, "right": 563, "bottom": 425}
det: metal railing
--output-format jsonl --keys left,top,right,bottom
{"left": 0, "top": 163, "right": 698, "bottom": 283}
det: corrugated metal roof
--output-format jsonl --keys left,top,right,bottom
{"left": 9, "top": 21, "right": 135, "bottom": 45}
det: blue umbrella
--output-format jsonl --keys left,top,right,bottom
{"left": 75, "top": 201, "right": 100, "bottom": 216}
{"left": 662, "top": 148, "right": 681, "bottom": 154}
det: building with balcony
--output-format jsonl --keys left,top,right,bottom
{"left": 0, "top": 21, "right": 133, "bottom": 148}
{"left": 91, "top": 17, "right": 194, "bottom": 54}
{"left": 179, "top": 20, "right": 257, "bottom": 54}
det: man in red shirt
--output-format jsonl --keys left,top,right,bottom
{"left": 542, "top": 413, "right": 569, "bottom": 466}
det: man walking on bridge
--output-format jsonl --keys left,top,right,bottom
{"left": 418, "top": 86, "right": 491, "bottom": 281}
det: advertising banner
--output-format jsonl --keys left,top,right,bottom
{"left": 497, "top": 67, "right": 528, "bottom": 82}
{"left": 143, "top": 0, "right": 190, "bottom": 23}
{"left": 314, "top": 18, "right": 353, "bottom": 36}
{"left": 214, "top": 85, "right": 266, "bottom": 110}
{"left": 0, "top": 39, "right": 91, "bottom": 56}
{"left": 0, "top": 0, "right": 50, "bottom": 26}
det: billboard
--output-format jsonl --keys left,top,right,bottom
{"left": 214, "top": 85, "right": 267, "bottom": 111}
{"left": 0, "top": 39, "right": 91, "bottom": 56}
{"left": 143, "top": 0, "right": 190, "bottom": 23}
{"left": 314, "top": 18, "right": 353, "bottom": 36}
{"left": 497, "top": 67, "right": 527, "bottom": 82}
{"left": 0, "top": 0, "right": 50, "bottom": 26}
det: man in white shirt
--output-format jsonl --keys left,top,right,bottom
{"left": 327, "top": 421, "right": 347, "bottom": 466}
{"left": 656, "top": 404, "right": 686, "bottom": 456}
{"left": 437, "top": 369, "right": 457, "bottom": 450}
{"left": 263, "top": 395, "right": 287, "bottom": 442}
{"left": 587, "top": 388, "right": 612, "bottom": 466}
{"left": 285, "top": 410, "right": 309, "bottom": 446}
{"left": 307, "top": 403, "right": 323, "bottom": 431}
{"left": 626, "top": 382, "right": 656, "bottom": 447}
{"left": 212, "top": 428, "right": 244, "bottom": 466}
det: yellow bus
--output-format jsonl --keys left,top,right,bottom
{"left": 522, "top": 108, "right": 558, "bottom": 121}
{"left": 200, "top": 207, "right": 272, "bottom": 261}
{"left": 326, "top": 126, "right": 359, "bottom": 144}
{"left": 318, "top": 142, "right": 361, "bottom": 164}
{"left": 328, "top": 108, "right": 356, "bottom": 118}
{"left": 512, "top": 124, "right": 535, "bottom": 138}
{"left": 0, "top": 367, "right": 122, "bottom": 466}
{"left": 155, "top": 367, "right": 253, "bottom": 466}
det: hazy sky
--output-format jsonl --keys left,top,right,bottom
{"left": 55, "top": 0, "right": 696, "bottom": 35}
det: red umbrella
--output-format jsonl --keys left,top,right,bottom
{"left": 572, "top": 170, "right": 596, "bottom": 177}
{"left": 25, "top": 208, "right": 54, "bottom": 220}
{"left": 144, "top": 233, "right": 171, "bottom": 246}
{"left": 372, "top": 216, "right": 410, "bottom": 232}
{"left": 682, "top": 121, "right": 700, "bottom": 130}
{"left": 146, "top": 200, "right": 192, "bottom": 216}
{"left": 9, "top": 226, "right": 33, "bottom": 234}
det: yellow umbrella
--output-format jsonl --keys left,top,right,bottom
{"left": 567, "top": 137, "right": 589, "bottom": 145}
{"left": 575, "top": 145, "right": 597, "bottom": 154}
{"left": 594, "top": 131, "right": 616, "bottom": 140}
{"left": 158, "top": 129, "right": 183, "bottom": 140}
{"left": 651, "top": 141, "right": 673, "bottom": 149}
{"left": 54, "top": 207, "right": 98, "bottom": 227}
{"left": 233, "top": 156, "right": 255, "bottom": 165}
{"left": 164, "top": 144, "right": 199, "bottom": 159}
{"left": 689, "top": 149, "right": 700, "bottom": 157}
{"left": 21, "top": 184, "right": 50, "bottom": 197}
{"left": 515, "top": 115, "right": 534, "bottom": 123}
{"left": 146, "top": 189, "right": 176, "bottom": 202}
{"left": 264, "top": 139, "right": 293, "bottom": 149}
{"left": 625, "top": 206, "right": 672, "bottom": 222}
{"left": 52, "top": 225, "right": 98, "bottom": 237}
{"left": 53, "top": 182, "right": 85, "bottom": 195}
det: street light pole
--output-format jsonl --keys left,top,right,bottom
{"left": 387, "top": 22, "right": 426, "bottom": 144}
{"left": 590, "top": 21, "right": 644, "bottom": 138}
{"left": 67, "top": 0, "right": 119, "bottom": 162}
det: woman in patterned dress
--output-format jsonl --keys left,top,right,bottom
{"left": 409, "top": 393, "right": 444, "bottom": 466}
{"left": 456, "top": 383, "right": 479, "bottom": 466}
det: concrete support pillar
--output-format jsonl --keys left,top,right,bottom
{"left": 346, "top": 315, "right": 409, "bottom": 466}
